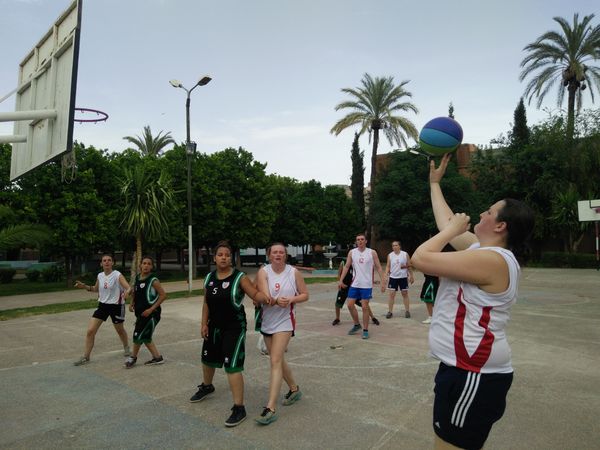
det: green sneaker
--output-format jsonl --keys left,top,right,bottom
{"left": 255, "top": 407, "right": 278, "bottom": 425}
{"left": 282, "top": 387, "right": 302, "bottom": 406}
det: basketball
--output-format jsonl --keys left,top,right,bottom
{"left": 419, "top": 117, "right": 463, "bottom": 156}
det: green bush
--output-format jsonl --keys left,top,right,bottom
{"left": 41, "top": 265, "right": 65, "bottom": 282}
{"left": 25, "top": 270, "right": 41, "bottom": 282}
{"left": 536, "top": 252, "right": 597, "bottom": 268}
{"left": 0, "top": 268, "right": 16, "bottom": 284}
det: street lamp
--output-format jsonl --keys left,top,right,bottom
{"left": 170, "top": 75, "right": 212, "bottom": 293}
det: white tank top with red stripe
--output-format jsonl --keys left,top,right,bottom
{"left": 260, "top": 264, "right": 298, "bottom": 334}
{"left": 428, "top": 244, "right": 520, "bottom": 374}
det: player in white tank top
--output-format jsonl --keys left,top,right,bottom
{"left": 338, "top": 234, "right": 385, "bottom": 339}
{"left": 385, "top": 242, "right": 414, "bottom": 318}
{"left": 255, "top": 243, "right": 309, "bottom": 424}
{"left": 73, "top": 254, "right": 132, "bottom": 365}
{"left": 412, "top": 153, "right": 535, "bottom": 449}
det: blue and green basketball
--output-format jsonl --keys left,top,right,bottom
{"left": 419, "top": 117, "right": 463, "bottom": 156}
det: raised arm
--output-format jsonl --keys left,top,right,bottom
{"left": 429, "top": 154, "right": 477, "bottom": 251}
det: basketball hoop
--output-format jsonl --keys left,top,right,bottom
{"left": 74, "top": 107, "right": 109, "bottom": 123}
{"left": 60, "top": 107, "right": 109, "bottom": 182}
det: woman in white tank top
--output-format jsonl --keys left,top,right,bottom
{"left": 255, "top": 243, "right": 309, "bottom": 425}
{"left": 411, "top": 154, "right": 535, "bottom": 449}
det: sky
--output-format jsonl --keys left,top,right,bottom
{"left": 1, "top": 0, "right": 598, "bottom": 186}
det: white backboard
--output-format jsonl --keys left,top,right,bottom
{"left": 577, "top": 200, "right": 600, "bottom": 222}
{"left": 9, "top": 0, "right": 81, "bottom": 181}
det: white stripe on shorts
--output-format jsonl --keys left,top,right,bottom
{"left": 451, "top": 371, "right": 481, "bottom": 428}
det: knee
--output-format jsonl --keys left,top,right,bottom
{"left": 86, "top": 328, "right": 97, "bottom": 339}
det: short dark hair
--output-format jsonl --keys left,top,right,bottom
{"left": 214, "top": 240, "right": 232, "bottom": 254}
{"left": 497, "top": 198, "right": 535, "bottom": 256}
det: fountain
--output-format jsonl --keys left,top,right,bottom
{"left": 323, "top": 242, "right": 338, "bottom": 270}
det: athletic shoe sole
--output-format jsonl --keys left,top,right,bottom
{"left": 225, "top": 415, "right": 247, "bottom": 427}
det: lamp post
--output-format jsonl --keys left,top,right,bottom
{"left": 169, "top": 75, "right": 212, "bottom": 293}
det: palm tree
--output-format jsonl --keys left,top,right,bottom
{"left": 120, "top": 165, "right": 174, "bottom": 276}
{"left": 331, "top": 73, "right": 419, "bottom": 239}
{"left": 519, "top": 14, "right": 600, "bottom": 140}
{"left": 0, "top": 224, "right": 50, "bottom": 252}
{"left": 0, "top": 205, "right": 50, "bottom": 252}
{"left": 123, "top": 125, "right": 175, "bottom": 157}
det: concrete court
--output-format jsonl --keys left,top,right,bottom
{"left": 0, "top": 268, "right": 598, "bottom": 449}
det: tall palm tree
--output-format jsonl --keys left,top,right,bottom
{"left": 120, "top": 165, "right": 174, "bottom": 275}
{"left": 331, "top": 73, "right": 419, "bottom": 239}
{"left": 519, "top": 14, "right": 600, "bottom": 140}
{"left": 123, "top": 125, "right": 175, "bottom": 157}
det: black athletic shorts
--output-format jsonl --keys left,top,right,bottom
{"left": 132, "top": 311, "right": 161, "bottom": 344}
{"left": 202, "top": 326, "right": 246, "bottom": 373}
{"left": 387, "top": 277, "right": 408, "bottom": 291}
{"left": 433, "top": 362, "right": 513, "bottom": 450}
{"left": 92, "top": 302, "right": 126, "bottom": 324}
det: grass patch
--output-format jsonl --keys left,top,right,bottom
{"left": 304, "top": 277, "right": 337, "bottom": 284}
{"left": 0, "top": 280, "right": 73, "bottom": 297}
{"left": 0, "top": 289, "right": 204, "bottom": 321}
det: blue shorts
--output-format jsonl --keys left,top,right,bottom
{"left": 388, "top": 277, "right": 408, "bottom": 291}
{"left": 347, "top": 287, "right": 372, "bottom": 301}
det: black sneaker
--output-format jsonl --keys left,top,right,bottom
{"left": 225, "top": 404, "right": 247, "bottom": 427}
{"left": 385, "top": 312, "right": 393, "bottom": 319}
{"left": 124, "top": 356, "right": 137, "bottom": 369}
{"left": 144, "top": 355, "right": 164, "bottom": 365}
{"left": 372, "top": 317, "right": 380, "bottom": 326}
{"left": 405, "top": 311, "right": 411, "bottom": 318}
{"left": 189, "top": 383, "right": 215, "bottom": 402}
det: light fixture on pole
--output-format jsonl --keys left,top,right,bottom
{"left": 169, "top": 75, "right": 212, "bottom": 294}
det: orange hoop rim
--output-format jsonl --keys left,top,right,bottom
{"left": 74, "top": 107, "right": 109, "bottom": 123}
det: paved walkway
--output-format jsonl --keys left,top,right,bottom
{"left": 0, "top": 268, "right": 598, "bottom": 449}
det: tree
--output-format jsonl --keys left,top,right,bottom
{"left": 0, "top": 206, "right": 50, "bottom": 252}
{"left": 350, "top": 132, "right": 366, "bottom": 230}
{"left": 193, "top": 148, "right": 276, "bottom": 260}
{"left": 519, "top": 14, "right": 600, "bottom": 140}
{"left": 14, "top": 144, "right": 121, "bottom": 284}
{"left": 372, "top": 151, "right": 480, "bottom": 253}
{"left": 123, "top": 125, "right": 175, "bottom": 157}
{"left": 511, "top": 98, "right": 530, "bottom": 148}
{"left": 331, "top": 73, "right": 419, "bottom": 240}
{"left": 120, "top": 163, "right": 175, "bottom": 276}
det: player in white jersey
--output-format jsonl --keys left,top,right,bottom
{"left": 412, "top": 153, "right": 534, "bottom": 450}
{"left": 255, "top": 243, "right": 309, "bottom": 425}
{"left": 73, "top": 254, "right": 132, "bottom": 366}
{"left": 338, "top": 233, "right": 385, "bottom": 340}
{"left": 385, "top": 241, "right": 414, "bottom": 319}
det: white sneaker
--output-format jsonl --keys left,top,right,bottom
{"left": 422, "top": 317, "right": 432, "bottom": 324}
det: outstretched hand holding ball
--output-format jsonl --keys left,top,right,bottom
{"left": 419, "top": 116, "right": 463, "bottom": 156}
